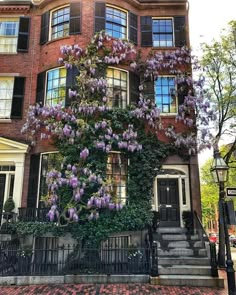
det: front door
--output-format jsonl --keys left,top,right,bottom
{"left": 157, "top": 178, "right": 180, "bottom": 227}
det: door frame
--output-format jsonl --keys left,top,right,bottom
{"left": 153, "top": 165, "right": 191, "bottom": 228}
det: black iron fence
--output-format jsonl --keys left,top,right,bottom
{"left": 0, "top": 244, "right": 151, "bottom": 276}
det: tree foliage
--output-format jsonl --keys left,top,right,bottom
{"left": 201, "top": 21, "right": 236, "bottom": 164}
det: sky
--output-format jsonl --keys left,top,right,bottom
{"left": 188, "top": 0, "right": 236, "bottom": 167}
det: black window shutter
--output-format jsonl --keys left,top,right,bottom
{"left": 36, "top": 72, "right": 46, "bottom": 106}
{"left": 129, "top": 12, "right": 138, "bottom": 45}
{"left": 95, "top": 2, "right": 105, "bottom": 33}
{"left": 129, "top": 71, "right": 140, "bottom": 106}
{"left": 17, "top": 17, "right": 30, "bottom": 52}
{"left": 40, "top": 11, "right": 49, "bottom": 45}
{"left": 27, "top": 154, "right": 40, "bottom": 208}
{"left": 70, "top": 2, "right": 81, "bottom": 35}
{"left": 143, "top": 79, "right": 154, "bottom": 101}
{"left": 177, "top": 81, "right": 189, "bottom": 105}
{"left": 65, "top": 65, "right": 79, "bottom": 107}
{"left": 11, "top": 77, "right": 25, "bottom": 119}
{"left": 141, "top": 16, "right": 152, "bottom": 47}
{"left": 174, "top": 16, "right": 186, "bottom": 47}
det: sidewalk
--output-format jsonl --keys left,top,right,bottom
{"left": 0, "top": 271, "right": 229, "bottom": 295}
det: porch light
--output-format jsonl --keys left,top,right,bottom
{"left": 210, "top": 149, "right": 229, "bottom": 183}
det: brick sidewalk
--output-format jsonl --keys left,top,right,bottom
{"left": 0, "top": 271, "right": 229, "bottom": 295}
{"left": 0, "top": 284, "right": 229, "bottom": 295}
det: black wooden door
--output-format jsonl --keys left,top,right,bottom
{"left": 157, "top": 178, "right": 180, "bottom": 227}
{"left": 0, "top": 174, "right": 6, "bottom": 223}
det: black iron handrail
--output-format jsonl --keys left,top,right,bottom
{"left": 193, "top": 210, "right": 218, "bottom": 277}
{"left": 18, "top": 208, "right": 49, "bottom": 222}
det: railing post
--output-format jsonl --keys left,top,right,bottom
{"left": 209, "top": 242, "right": 218, "bottom": 277}
{"left": 151, "top": 241, "right": 158, "bottom": 277}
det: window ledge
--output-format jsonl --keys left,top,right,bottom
{"left": 160, "top": 113, "right": 177, "bottom": 117}
{"left": 44, "top": 36, "right": 71, "bottom": 46}
{"left": 0, "top": 52, "right": 17, "bottom": 55}
{"left": 0, "top": 119, "right": 12, "bottom": 123}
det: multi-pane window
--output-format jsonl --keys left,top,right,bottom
{"left": 45, "top": 68, "right": 66, "bottom": 106}
{"left": 39, "top": 152, "right": 63, "bottom": 198}
{"left": 106, "top": 6, "right": 127, "bottom": 39}
{"left": 106, "top": 153, "right": 128, "bottom": 204}
{"left": 153, "top": 19, "right": 173, "bottom": 47}
{"left": 0, "top": 77, "right": 14, "bottom": 118}
{"left": 51, "top": 6, "right": 70, "bottom": 40}
{"left": 106, "top": 68, "right": 128, "bottom": 108}
{"left": 155, "top": 77, "right": 177, "bottom": 113}
{"left": 0, "top": 18, "right": 19, "bottom": 53}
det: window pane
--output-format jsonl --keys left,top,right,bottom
{"left": 0, "top": 77, "right": 14, "bottom": 118}
{"left": 0, "top": 18, "right": 19, "bottom": 53}
{"left": 106, "top": 153, "right": 127, "bottom": 204}
{"left": 106, "top": 68, "right": 128, "bottom": 108}
{"left": 152, "top": 18, "right": 173, "bottom": 48}
{"left": 46, "top": 68, "right": 66, "bottom": 106}
{"left": 155, "top": 77, "right": 176, "bottom": 114}
{"left": 51, "top": 7, "right": 70, "bottom": 40}
{"left": 106, "top": 6, "right": 127, "bottom": 39}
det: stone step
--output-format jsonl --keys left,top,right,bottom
{"left": 158, "top": 265, "right": 212, "bottom": 276}
{"left": 160, "top": 234, "right": 200, "bottom": 241}
{"left": 150, "top": 275, "right": 224, "bottom": 288}
{"left": 158, "top": 248, "right": 194, "bottom": 257}
{"left": 158, "top": 257, "right": 211, "bottom": 265}
{"left": 155, "top": 227, "right": 187, "bottom": 234}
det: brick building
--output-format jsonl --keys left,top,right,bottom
{"left": 0, "top": 0, "right": 218, "bottom": 286}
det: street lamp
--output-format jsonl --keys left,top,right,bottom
{"left": 210, "top": 149, "right": 235, "bottom": 295}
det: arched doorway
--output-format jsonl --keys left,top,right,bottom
{"left": 153, "top": 165, "right": 191, "bottom": 227}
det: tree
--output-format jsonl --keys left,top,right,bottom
{"left": 201, "top": 21, "right": 236, "bottom": 165}
{"left": 200, "top": 145, "right": 236, "bottom": 228}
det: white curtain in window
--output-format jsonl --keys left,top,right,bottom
{"left": 0, "top": 77, "right": 14, "bottom": 118}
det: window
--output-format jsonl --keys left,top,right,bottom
{"left": 106, "top": 6, "right": 127, "bottom": 39}
{"left": 155, "top": 77, "right": 177, "bottom": 113}
{"left": 51, "top": 6, "right": 70, "bottom": 40}
{"left": 0, "top": 77, "right": 14, "bottom": 118}
{"left": 95, "top": 3, "right": 137, "bottom": 44}
{"left": 141, "top": 16, "right": 186, "bottom": 47}
{"left": 107, "top": 68, "right": 128, "bottom": 108}
{"left": 106, "top": 153, "right": 127, "bottom": 204}
{"left": 45, "top": 68, "right": 66, "bottom": 106}
{"left": 40, "top": 3, "right": 81, "bottom": 45}
{"left": 0, "top": 18, "right": 18, "bottom": 53}
{"left": 0, "top": 17, "right": 30, "bottom": 53}
{"left": 39, "top": 152, "right": 63, "bottom": 198}
{"left": 153, "top": 19, "right": 173, "bottom": 47}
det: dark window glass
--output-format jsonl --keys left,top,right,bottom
{"left": 153, "top": 19, "right": 173, "bottom": 47}
{"left": 106, "top": 153, "right": 127, "bottom": 204}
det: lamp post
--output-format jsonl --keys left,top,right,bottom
{"left": 210, "top": 149, "right": 235, "bottom": 295}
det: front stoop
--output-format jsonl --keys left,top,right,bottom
{"left": 150, "top": 275, "right": 225, "bottom": 288}
{"left": 151, "top": 227, "right": 224, "bottom": 288}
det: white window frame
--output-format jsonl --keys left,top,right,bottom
{"left": 49, "top": 5, "right": 70, "bottom": 41}
{"left": 155, "top": 75, "right": 177, "bottom": 115}
{"left": 45, "top": 67, "right": 66, "bottom": 107}
{"left": 0, "top": 17, "right": 19, "bottom": 53}
{"left": 105, "top": 5, "right": 128, "bottom": 40}
{"left": 152, "top": 17, "right": 174, "bottom": 48}
{"left": 106, "top": 67, "right": 129, "bottom": 109}
{"left": 0, "top": 76, "right": 14, "bottom": 119}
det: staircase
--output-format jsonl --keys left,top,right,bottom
{"left": 150, "top": 227, "right": 224, "bottom": 288}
